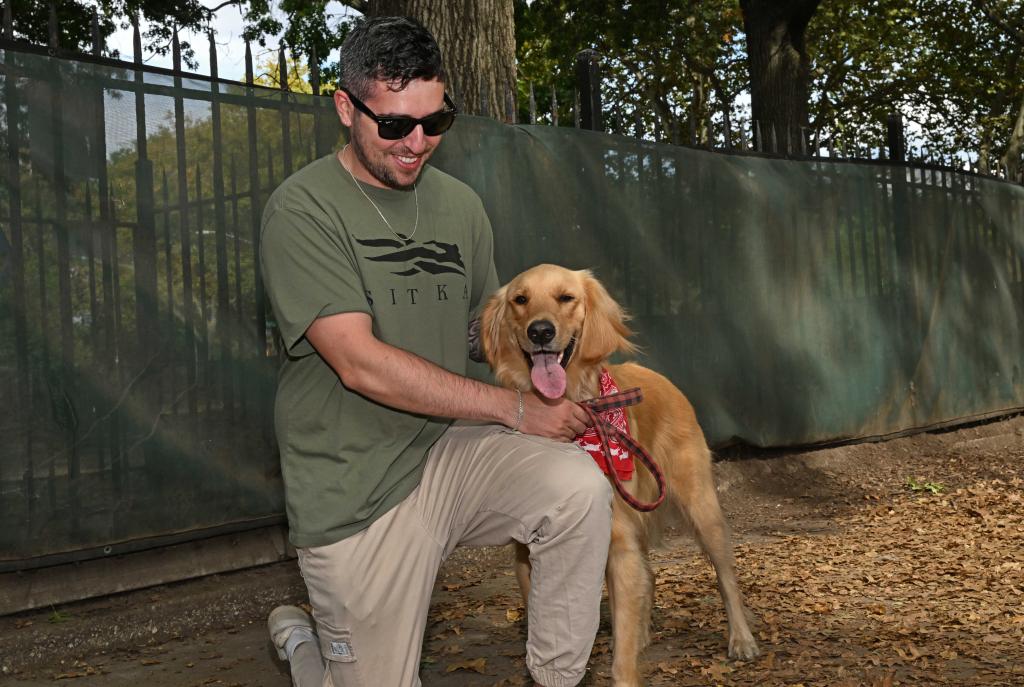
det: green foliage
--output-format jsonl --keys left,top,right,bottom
{"left": 804, "top": 0, "right": 1023, "bottom": 164}
{"left": 515, "top": 0, "right": 746, "bottom": 144}
{"left": 9, "top": 1, "right": 1023, "bottom": 169}
{"left": 47, "top": 606, "right": 71, "bottom": 623}
{"left": 906, "top": 477, "right": 946, "bottom": 495}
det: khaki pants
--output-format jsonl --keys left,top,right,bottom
{"left": 289, "top": 422, "right": 613, "bottom": 687}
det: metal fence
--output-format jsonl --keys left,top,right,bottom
{"left": 0, "top": 24, "right": 344, "bottom": 569}
{"left": 1, "top": 21, "right": 1023, "bottom": 585}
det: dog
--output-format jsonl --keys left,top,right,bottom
{"left": 481, "top": 264, "right": 759, "bottom": 685}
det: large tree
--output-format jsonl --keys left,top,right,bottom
{"left": 333, "top": 0, "right": 516, "bottom": 119}
{"left": 739, "top": 0, "right": 822, "bottom": 153}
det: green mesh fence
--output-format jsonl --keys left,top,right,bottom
{"left": 2, "top": 48, "right": 1023, "bottom": 569}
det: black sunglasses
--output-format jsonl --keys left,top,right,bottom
{"left": 342, "top": 88, "right": 458, "bottom": 140}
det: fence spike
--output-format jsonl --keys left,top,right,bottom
{"left": 528, "top": 82, "right": 536, "bottom": 125}
{"left": 574, "top": 49, "right": 602, "bottom": 131}
{"left": 92, "top": 11, "right": 102, "bottom": 57}
{"left": 170, "top": 24, "right": 180, "bottom": 72}
{"left": 551, "top": 85, "right": 558, "bottom": 127}
{"left": 506, "top": 88, "right": 516, "bottom": 125}
{"left": 48, "top": 0, "right": 58, "bottom": 49}
{"left": 133, "top": 14, "right": 144, "bottom": 66}
{"left": 310, "top": 43, "right": 321, "bottom": 95}
{"left": 208, "top": 30, "right": 218, "bottom": 79}
{"left": 244, "top": 40, "right": 253, "bottom": 86}
{"left": 573, "top": 88, "right": 580, "bottom": 128}
{"left": 3, "top": 0, "right": 12, "bottom": 41}
{"left": 278, "top": 43, "right": 288, "bottom": 91}
{"left": 723, "top": 108, "right": 732, "bottom": 150}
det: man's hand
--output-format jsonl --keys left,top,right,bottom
{"left": 516, "top": 391, "right": 590, "bottom": 442}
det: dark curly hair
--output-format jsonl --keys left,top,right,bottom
{"left": 339, "top": 16, "right": 447, "bottom": 100}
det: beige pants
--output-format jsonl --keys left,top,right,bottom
{"left": 289, "top": 422, "right": 613, "bottom": 687}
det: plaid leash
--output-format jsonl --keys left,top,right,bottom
{"left": 579, "top": 387, "right": 666, "bottom": 512}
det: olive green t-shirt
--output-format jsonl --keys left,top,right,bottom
{"left": 260, "top": 154, "right": 500, "bottom": 548}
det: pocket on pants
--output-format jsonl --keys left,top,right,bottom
{"left": 317, "top": 619, "right": 365, "bottom": 686}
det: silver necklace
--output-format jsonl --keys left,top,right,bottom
{"left": 340, "top": 144, "right": 419, "bottom": 242}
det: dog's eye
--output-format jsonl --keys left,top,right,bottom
{"left": 513, "top": 294, "right": 528, "bottom": 305}
{"left": 558, "top": 294, "right": 575, "bottom": 303}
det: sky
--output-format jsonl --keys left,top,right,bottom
{"left": 104, "top": 2, "right": 358, "bottom": 83}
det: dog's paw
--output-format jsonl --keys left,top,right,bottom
{"left": 728, "top": 631, "right": 760, "bottom": 661}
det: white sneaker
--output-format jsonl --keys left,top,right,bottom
{"left": 268, "top": 605, "right": 316, "bottom": 661}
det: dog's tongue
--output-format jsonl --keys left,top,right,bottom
{"left": 530, "top": 352, "right": 566, "bottom": 399}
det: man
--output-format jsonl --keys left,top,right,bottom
{"left": 260, "top": 16, "right": 612, "bottom": 687}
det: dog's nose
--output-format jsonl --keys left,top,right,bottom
{"left": 527, "top": 320, "right": 556, "bottom": 345}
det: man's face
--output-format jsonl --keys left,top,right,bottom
{"left": 336, "top": 78, "right": 447, "bottom": 190}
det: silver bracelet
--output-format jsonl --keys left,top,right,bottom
{"left": 512, "top": 389, "right": 524, "bottom": 432}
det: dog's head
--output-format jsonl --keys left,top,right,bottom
{"left": 481, "top": 264, "right": 636, "bottom": 400}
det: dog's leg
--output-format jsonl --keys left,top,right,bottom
{"left": 677, "top": 462, "right": 759, "bottom": 660}
{"left": 606, "top": 507, "right": 653, "bottom": 687}
{"left": 514, "top": 541, "right": 532, "bottom": 605}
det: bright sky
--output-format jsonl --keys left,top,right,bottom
{"left": 104, "top": 2, "right": 358, "bottom": 83}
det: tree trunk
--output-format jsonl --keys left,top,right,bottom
{"left": 999, "top": 92, "right": 1024, "bottom": 180}
{"left": 367, "top": 0, "right": 517, "bottom": 121}
{"left": 740, "top": 0, "right": 821, "bottom": 154}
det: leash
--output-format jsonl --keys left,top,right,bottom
{"left": 578, "top": 388, "right": 666, "bottom": 512}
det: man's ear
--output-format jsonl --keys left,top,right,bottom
{"left": 334, "top": 90, "right": 355, "bottom": 127}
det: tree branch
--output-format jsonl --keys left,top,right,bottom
{"left": 973, "top": 0, "right": 1024, "bottom": 46}
{"left": 205, "top": 0, "right": 244, "bottom": 15}
{"left": 337, "top": 0, "right": 369, "bottom": 13}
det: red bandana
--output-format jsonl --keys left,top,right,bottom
{"left": 575, "top": 369, "right": 634, "bottom": 480}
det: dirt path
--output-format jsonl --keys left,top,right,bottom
{"left": 3, "top": 416, "right": 1023, "bottom": 686}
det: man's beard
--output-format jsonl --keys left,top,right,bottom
{"left": 350, "top": 131, "right": 418, "bottom": 191}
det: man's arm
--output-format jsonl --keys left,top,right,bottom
{"left": 307, "top": 312, "right": 590, "bottom": 442}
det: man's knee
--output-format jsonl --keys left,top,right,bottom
{"left": 542, "top": 453, "right": 613, "bottom": 525}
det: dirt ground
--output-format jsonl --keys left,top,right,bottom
{"left": 2, "top": 415, "right": 1023, "bottom": 687}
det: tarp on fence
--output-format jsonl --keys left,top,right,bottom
{"left": 2, "top": 47, "right": 1023, "bottom": 568}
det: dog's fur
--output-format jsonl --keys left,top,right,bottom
{"left": 481, "top": 264, "right": 758, "bottom": 685}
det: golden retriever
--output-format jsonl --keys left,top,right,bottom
{"left": 481, "top": 264, "right": 759, "bottom": 685}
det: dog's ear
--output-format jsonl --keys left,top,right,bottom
{"left": 480, "top": 285, "right": 513, "bottom": 368}
{"left": 578, "top": 271, "right": 637, "bottom": 364}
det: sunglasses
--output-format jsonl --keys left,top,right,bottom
{"left": 342, "top": 88, "right": 458, "bottom": 140}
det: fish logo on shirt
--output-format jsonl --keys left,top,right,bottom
{"left": 355, "top": 237, "right": 466, "bottom": 277}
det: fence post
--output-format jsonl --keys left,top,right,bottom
{"left": 574, "top": 49, "right": 602, "bottom": 132}
{"left": 528, "top": 82, "right": 536, "bottom": 124}
{"left": 887, "top": 114, "right": 906, "bottom": 163}
{"left": 133, "top": 14, "right": 161, "bottom": 490}
{"left": 209, "top": 31, "right": 232, "bottom": 417}
{"left": 279, "top": 43, "right": 293, "bottom": 178}
{"left": 91, "top": 11, "right": 101, "bottom": 55}
{"left": 479, "top": 81, "right": 489, "bottom": 118}
{"left": 506, "top": 88, "right": 516, "bottom": 124}
{"left": 48, "top": 0, "right": 58, "bottom": 49}
{"left": 723, "top": 107, "right": 732, "bottom": 150}
{"left": 3, "top": 0, "right": 12, "bottom": 40}
{"left": 885, "top": 111, "right": 920, "bottom": 415}
{"left": 550, "top": 85, "right": 558, "bottom": 126}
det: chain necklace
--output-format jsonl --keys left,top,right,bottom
{"left": 340, "top": 144, "right": 419, "bottom": 242}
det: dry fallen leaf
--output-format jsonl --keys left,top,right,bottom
{"left": 446, "top": 657, "right": 487, "bottom": 674}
